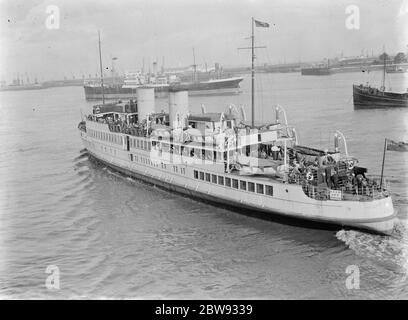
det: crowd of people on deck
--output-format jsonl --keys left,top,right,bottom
{"left": 287, "top": 148, "right": 380, "bottom": 197}
{"left": 256, "top": 144, "right": 284, "bottom": 160}
{"left": 85, "top": 111, "right": 383, "bottom": 197}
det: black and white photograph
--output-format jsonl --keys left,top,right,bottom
{"left": 0, "top": 0, "right": 407, "bottom": 302}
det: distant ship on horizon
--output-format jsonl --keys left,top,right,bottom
{"left": 0, "top": 83, "right": 43, "bottom": 91}
{"left": 83, "top": 72, "right": 244, "bottom": 100}
{"left": 84, "top": 46, "right": 244, "bottom": 101}
{"left": 301, "top": 59, "right": 332, "bottom": 76}
{"left": 0, "top": 76, "right": 43, "bottom": 92}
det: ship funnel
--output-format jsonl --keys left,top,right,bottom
{"left": 153, "top": 61, "right": 158, "bottom": 78}
{"left": 334, "top": 133, "right": 339, "bottom": 152}
{"left": 169, "top": 90, "right": 189, "bottom": 128}
{"left": 335, "top": 130, "right": 349, "bottom": 156}
{"left": 137, "top": 87, "right": 155, "bottom": 122}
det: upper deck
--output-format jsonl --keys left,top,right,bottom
{"left": 79, "top": 95, "right": 390, "bottom": 203}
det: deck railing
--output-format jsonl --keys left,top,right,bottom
{"left": 87, "top": 116, "right": 148, "bottom": 137}
{"left": 78, "top": 121, "right": 86, "bottom": 132}
{"left": 299, "top": 177, "right": 389, "bottom": 201}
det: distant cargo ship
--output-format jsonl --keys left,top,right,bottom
{"left": 169, "top": 77, "right": 244, "bottom": 96}
{"left": 0, "top": 83, "right": 43, "bottom": 91}
{"left": 84, "top": 44, "right": 243, "bottom": 101}
{"left": 301, "top": 58, "right": 336, "bottom": 76}
{"left": 83, "top": 74, "right": 244, "bottom": 100}
{"left": 301, "top": 66, "right": 332, "bottom": 76}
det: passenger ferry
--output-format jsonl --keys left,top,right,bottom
{"left": 78, "top": 87, "right": 396, "bottom": 235}
{"left": 78, "top": 22, "right": 397, "bottom": 235}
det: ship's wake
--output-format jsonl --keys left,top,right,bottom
{"left": 336, "top": 218, "right": 408, "bottom": 279}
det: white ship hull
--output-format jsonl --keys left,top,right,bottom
{"left": 79, "top": 122, "right": 397, "bottom": 235}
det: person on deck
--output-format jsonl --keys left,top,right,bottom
{"left": 271, "top": 144, "right": 280, "bottom": 160}
{"left": 325, "top": 166, "right": 332, "bottom": 188}
{"left": 355, "top": 174, "right": 364, "bottom": 194}
{"left": 331, "top": 167, "right": 339, "bottom": 189}
{"left": 345, "top": 175, "right": 353, "bottom": 192}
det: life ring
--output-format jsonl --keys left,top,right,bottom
{"left": 306, "top": 171, "right": 314, "bottom": 181}
{"left": 347, "top": 160, "right": 354, "bottom": 170}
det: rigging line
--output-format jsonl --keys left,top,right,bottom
{"left": 256, "top": 30, "right": 269, "bottom": 120}
{"left": 259, "top": 31, "right": 277, "bottom": 106}
{"left": 260, "top": 63, "right": 266, "bottom": 121}
{"left": 255, "top": 29, "right": 265, "bottom": 123}
{"left": 257, "top": 61, "right": 264, "bottom": 123}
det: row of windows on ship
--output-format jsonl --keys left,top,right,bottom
{"left": 88, "top": 128, "right": 238, "bottom": 162}
{"left": 128, "top": 151, "right": 274, "bottom": 197}
{"left": 128, "top": 153, "right": 186, "bottom": 175}
{"left": 193, "top": 170, "right": 274, "bottom": 196}
{"left": 88, "top": 129, "right": 275, "bottom": 197}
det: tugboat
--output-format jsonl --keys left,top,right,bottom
{"left": 301, "top": 60, "right": 332, "bottom": 76}
{"left": 353, "top": 52, "right": 408, "bottom": 108}
{"left": 300, "top": 66, "right": 332, "bottom": 76}
{"left": 78, "top": 24, "right": 397, "bottom": 235}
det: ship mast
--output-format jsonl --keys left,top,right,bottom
{"left": 251, "top": 17, "right": 255, "bottom": 127}
{"left": 192, "top": 47, "right": 197, "bottom": 82}
{"left": 98, "top": 30, "right": 105, "bottom": 104}
{"left": 381, "top": 46, "right": 386, "bottom": 91}
{"left": 238, "top": 18, "right": 267, "bottom": 127}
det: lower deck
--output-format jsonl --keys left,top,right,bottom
{"left": 79, "top": 127, "right": 396, "bottom": 234}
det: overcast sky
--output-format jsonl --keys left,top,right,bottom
{"left": 0, "top": 0, "right": 407, "bottom": 82}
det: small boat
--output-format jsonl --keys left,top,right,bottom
{"left": 386, "top": 65, "right": 407, "bottom": 73}
{"left": 353, "top": 52, "right": 408, "bottom": 109}
{"left": 301, "top": 67, "right": 332, "bottom": 76}
{"left": 301, "top": 59, "right": 332, "bottom": 76}
{"left": 352, "top": 84, "right": 408, "bottom": 109}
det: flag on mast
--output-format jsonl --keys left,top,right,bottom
{"left": 254, "top": 19, "right": 270, "bottom": 28}
{"left": 385, "top": 138, "right": 408, "bottom": 152}
{"left": 380, "top": 138, "right": 407, "bottom": 188}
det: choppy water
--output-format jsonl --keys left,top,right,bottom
{"left": 0, "top": 71, "right": 407, "bottom": 299}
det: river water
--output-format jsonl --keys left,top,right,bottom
{"left": 0, "top": 71, "right": 407, "bottom": 299}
